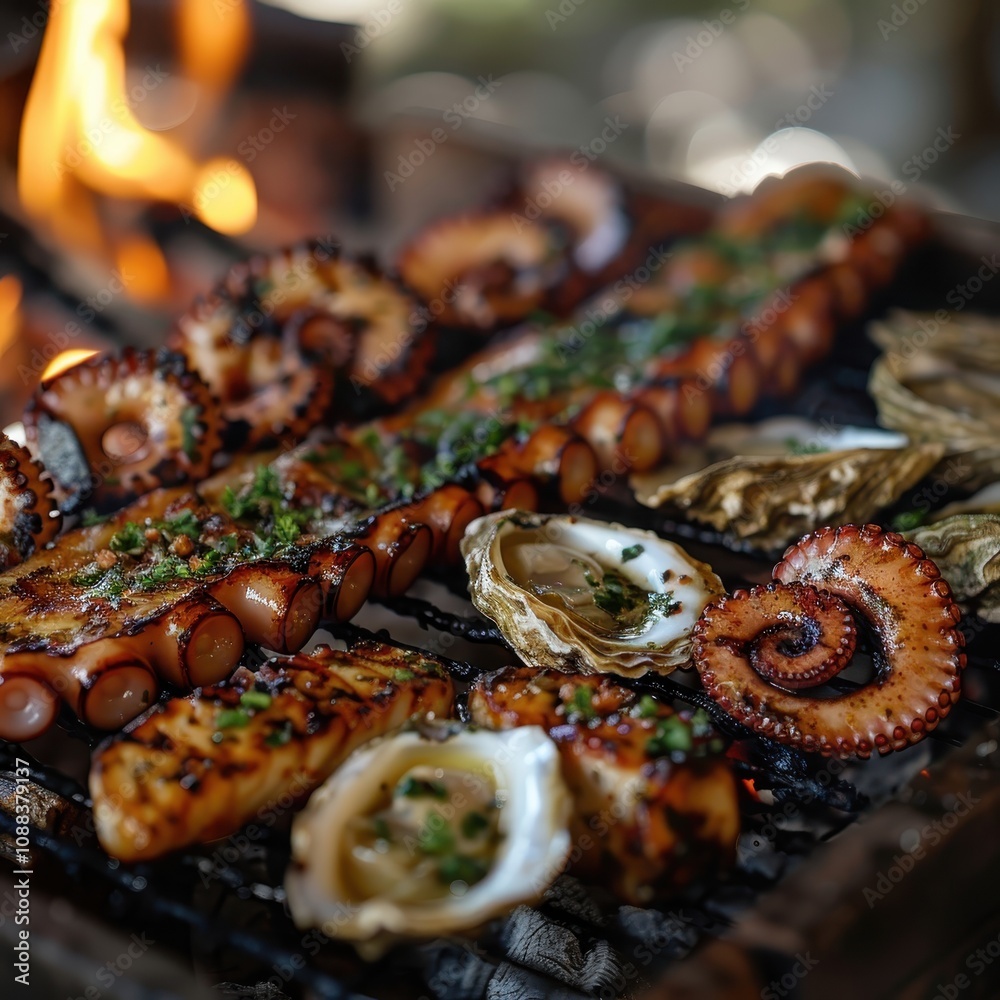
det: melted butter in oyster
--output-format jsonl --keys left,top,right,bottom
{"left": 341, "top": 759, "right": 502, "bottom": 904}
{"left": 500, "top": 530, "right": 675, "bottom": 638}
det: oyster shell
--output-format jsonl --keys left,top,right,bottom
{"left": 631, "top": 417, "right": 942, "bottom": 551}
{"left": 869, "top": 310, "right": 1000, "bottom": 490}
{"left": 461, "top": 511, "right": 723, "bottom": 677}
{"left": 905, "top": 513, "right": 1000, "bottom": 622}
{"left": 285, "top": 723, "right": 572, "bottom": 958}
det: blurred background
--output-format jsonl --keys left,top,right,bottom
{"left": 0, "top": 0, "right": 997, "bottom": 423}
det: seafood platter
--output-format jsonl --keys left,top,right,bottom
{"left": 2, "top": 157, "right": 1000, "bottom": 999}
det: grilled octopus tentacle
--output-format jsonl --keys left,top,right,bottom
{"left": 693, "top": 524, "right": 965, "bottom": 758}
{"left": 398, "top": 211, "right": 564, "bottom": 330}
{"left": 23, "top": 348, "right": 221, "bottom": 514}
{"left": 172, "top": 243, "right": 432, "bottom": 450}
{"left": 0, "top": 639, "right": 159, "bottom": 736}
{"left": 0, "top": 434, "right": 61, "bottom": 569}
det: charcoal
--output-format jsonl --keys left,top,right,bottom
{"left": 499, "top": 906, "right": 625, "bottom": 995}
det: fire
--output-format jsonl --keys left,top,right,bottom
{"left": 17, "top": 0, "right": 256, "bottom": 265}
{"left": 0, "top": 276, "right": 22, "bottom": 357}
{"left": 41, "top": 349, "right": 101, "bottom": 382}
{"left": 115, "top": 235, "right": 169, "bottom": 306}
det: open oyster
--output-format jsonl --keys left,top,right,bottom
{"left": 461, "top": 511, "right": 723, "bottom": 677}
{"left": 905, "top": 514, "right": 1000, "bottom": 622}
{"left": 631, "top": 417, "right": 942, "bottom": 552}
{"left": 869, "top": 311, "right": 1000, "bottom": 491}
{"left": 285, "top": 723, "right": 572, "bottom": 958}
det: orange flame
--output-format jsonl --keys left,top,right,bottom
{"left": 0, "top": 276, "right": 22, "bottom": 357}
{"left": 18, "top": 0, "right": 256, "bottom": 265}
{"left": 41, "top": 349, "right": 101, "bottom": 382}
{"left": 741, "top": 778, "right": 761, "bottom": 801}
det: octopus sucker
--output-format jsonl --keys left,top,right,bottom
{"left": 23, "top": 348, "right": 221, "bottom": 514}
{"left": 209, "top": 564, "right": 323, "bottom": 653}
{"left": 571, "top": 392, "right": 666, "bottom": 474}
{"left": 353, "top": 512, "right": 433, "bottom": 599}
{"left": 694, "top": 523, "right": 966, "bottom": 758}
{"left": 0, "top": 434, "right": 61, "bottom": 569}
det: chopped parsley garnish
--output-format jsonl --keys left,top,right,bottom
{"left": 216, "top": 707, "right": 251, "bottom": 729}
{"left": 222, "top": 466, "right": 285, "bottom": 520}
{"left": 417, "top": 815, "right": 455, "bottom": 855}
{"left": 72, "top": 565, "right": 127, "bottom": 601}
{"left": 588, "top": 570, "right": 641, "bottom": 618}
{"left": 785, "top": 437, "right": 828, "bottom": 456}
{"left": 438, "top": 854, "right": 489, "bottom": 886}
{"left": 273, "top": 513, "right": 303, "bottom": 547}
{"left": 620, "top": 544, "right": 644, "bottom": 563}
{"left": 165, "top": 510, "right": 201, "bottom": 540}
{"left": 134, "top": 555, "right": 193, "bottom": 591}
{"left": 636, "top": 694, "right": 660, "bottom": 719}
{"left": 647, "top": 715, "right": 694, "bottom": 757}
{"left": 568, "top": 685, "right": 597, "bottom": 722}
{"left": 397, "top": 776, "right": 448, "bottom": 799}
{"left": 109, "top": 522, "right": 146, "bottom": 555}
{"left": 460, "top": 811, "right": 491, "bottom": 840}
{"left": 180, "top": 405, "right": 200, "bottom": 460}
{"left": 240, "top": 690, "right": 272, "bottom": 711}
{"left": 264, "top": 721, "right": 293, "bottom": 747}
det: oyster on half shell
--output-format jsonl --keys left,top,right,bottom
{"left": 869, "top": 310, "right": 1000, "bottom": 491}
{"left": 461, "top": 511, "right": 723, "bottom": 677}
{"left": 631, "top": 417, "right": 942, "bottom": 552}
{"left": 285, "top": 723, "right": 572, "bottom": 958}
{"left": 905, "top": 513, "right": 1000, "bottom": 623}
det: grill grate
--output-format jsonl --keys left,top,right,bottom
{"left": 3, "top": 242, "right": 1000, "bottom": 998}
{"left": 3, "top": 555, "right": 998, "bottom": 999}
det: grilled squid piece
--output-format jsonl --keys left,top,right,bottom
{"left": 23, "top": 349, "right": 220, "bottom": 514}
{"left": 397, "top": 211, "right": 563, "bottom": 330}
{"left": 0, "top": 434, "right": 61, "bottom": 570}
{"left": 469, "top": 667, "right": 740, "bottom": 904}
{"left": 694, "top": 524, "right": 966, "bottom": 757}
{"left": 286, "top": 722, "right": 572, "bottom": 957}
{"left": 90, "top": 641, "right": 455, "bottom": 861}
{"left": 462, "top": 511, "right": 724, "bottom": 678}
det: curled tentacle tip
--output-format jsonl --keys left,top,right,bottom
{"left": 699, "top": 523, "right": 965, "bottom": 757}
